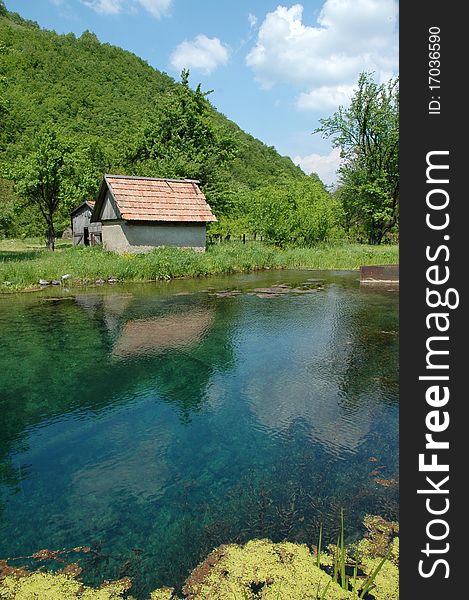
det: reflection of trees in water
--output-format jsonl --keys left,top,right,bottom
{"left": 0, "top": 297, "right": 110, "bottom": 498}
{"left": 0, "top": 292, "right": 237, "bottom": 492}
{"left": 337, "top": 290, "right": 398, "bottom": 409}
{"left": 0, "top": 282, "right": 399, "bottom": 596}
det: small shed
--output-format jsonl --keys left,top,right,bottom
{"left": 71, "top": 201, "right": 102, "bottom": 246}
{"left": 90, "top": 175, "right": 217, "bottom": 253}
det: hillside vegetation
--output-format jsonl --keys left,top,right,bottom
{"left": 0, "top": 2, "right": 308, "bottom": 241}
{"left": 0, "top": 2, "right": 398, "bottom": 251}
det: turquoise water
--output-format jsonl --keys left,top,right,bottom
{"left": 0, "top": 270, "right": 398, "bottom": 597}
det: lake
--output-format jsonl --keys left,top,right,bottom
{"left": 0, "top": 270, "right": 398, "bottom": 598}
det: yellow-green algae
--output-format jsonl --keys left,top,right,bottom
{"left": 149, "top": 588, "right": 176, "bottom": 600}
{"left": 359, "top": 555, "right": 399, "bottom": 600}
{"left": 183, "top": 539, "right": 356, "bottom": 599}
{"left": 357, "top": 515, "right": 399, "bottom": 560}
{"left": 0, "top": 571, "right": 131, "bottom": 600}
{"left": 0, "top": 515, "right": 399, "bottom": 600}
{"left": 353, "top": 522, "right": 399, "bottom": 600}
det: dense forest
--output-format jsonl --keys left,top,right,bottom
{"left": 0, "top": 2, "right": 398, "bottom": 246}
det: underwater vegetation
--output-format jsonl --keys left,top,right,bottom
{"left": 0, "top": 515, "right": 398, "bottom": 600}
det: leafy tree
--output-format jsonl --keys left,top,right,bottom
{"left": 293, "top": 177, "right": 343, "bottom": 245}
{"left": 124, "top": 70, "right": 237, "bottom": 213}
{"left": 11, "top": 128, "right": 100, "bottom": 249}
{"left": 0, "top": 42, "right": 7, "bottom": 146}
{"left": 245, "top": 177, "right": 342, "bottom": 247}
{"left": 249, "top": 185, "right": 296, "bottom": 246}
{"left": 315, "top": 73, "right": 399, "bottom": 244}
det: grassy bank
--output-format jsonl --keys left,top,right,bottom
{"left": 0, "top": 240, "right": 399, "bottom": 293}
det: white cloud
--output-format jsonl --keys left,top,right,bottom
{"left": 170, "top": 35, "right": 230, "bottom": 75}
{"left": 246, "top": 1, "right": 398, "bottom": 110}
{"left": 136, "top": 0, "right": 171, "bottom": 18}
{"left": 248, "top": 13, "right": 257, "bottom": 29}
{"left": 296, "top": 84, "right": 354, "bottom": 111}
{"left": 82, "top": 0, "right": 124, "bottom": 14}
{"left": 82, "top": 0, "right": 171, "bottom": 17}
{"left": 293, "top": 147, "right": 342, "bottom": 186}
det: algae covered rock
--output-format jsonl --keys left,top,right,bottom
{"left": 149, "top": 588, "right": 176, "bottom": 600}
{"left": 358, "top": 515, "right": 399, "bottom": 559}
{"left": 183, "top": 538, "right": 355, "bottom": 599}
{"left": 353, "top": 516, "right": 399, "bottom": 600}
{"left": 0, "top": 514, "right": 399, "bottom": 600}
{"left": 0, "top": 571, "right": 132, "bottom": 600}
{"left": 359, "top": 556, "right": 399, "bottom": 600}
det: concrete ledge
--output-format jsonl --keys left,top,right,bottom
{"left": 360, "top": 264, "right": 399, "bottom": 284}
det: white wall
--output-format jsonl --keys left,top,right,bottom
{"left": 102, "top": 221, "right": 207, "bottom": 253}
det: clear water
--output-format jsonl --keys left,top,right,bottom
{"left": 0, "top": 270, "right": 398, "bottom": 597}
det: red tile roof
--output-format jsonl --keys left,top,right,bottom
{"left": 104, "top": 176, "right": 216, "bottom": 223}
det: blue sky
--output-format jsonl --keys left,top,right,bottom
{"left": 4, "top": 0, "right": 398, "bottom": 185}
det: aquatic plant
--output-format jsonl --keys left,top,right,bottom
{"left": 316, "top": 523, "right": 323, "bottom": 568}
{"left": 149, "top": 589, "right": 176, "bottom": 600}
{"left": 0, "top": 514, "right": 399, "bottom": 599}
{"left": 182, "top": 538, "right": 356, "bottom": 600}
{"left": 0, "top": 571, "right": 132, "bottom": 599}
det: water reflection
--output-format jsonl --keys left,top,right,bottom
{"left": 238, "top": 286, "right": 398, "bottom": 457}
{"left": 0, "top": 271, "right": 398, "bottom": 597}
{"left": 112, "top": 309, "right": 215, "bottom": 359}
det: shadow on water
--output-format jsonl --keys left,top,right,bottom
{"left": 0, "top": 270, "right": 398, "bottom": 598}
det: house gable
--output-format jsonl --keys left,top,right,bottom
{"left": 91, "top": 175, "right": 216, "bottom": 224}
{"left": 101, "top": 190, "right": 121, "bottom": 220}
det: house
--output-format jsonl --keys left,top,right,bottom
{"left": 90, "top": 175, "right": 217, "bottom": 253}
{"left": 71, "top": 201, "right": 102, "bottom": 246}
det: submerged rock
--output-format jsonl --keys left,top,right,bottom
{"left": 210, "top": 290, "right": 242, "bottom": 298}
{"left": 247, "top": 283, "right": 323, "bottom": 298}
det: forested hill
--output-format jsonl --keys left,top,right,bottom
{"left": 0, "top": 3, "right": 307, "bottom": 237}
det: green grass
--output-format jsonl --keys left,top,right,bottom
{"left": 0, "top": 239, "right": 399, "bottom": 293}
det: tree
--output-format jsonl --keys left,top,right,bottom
{"left": 124, "top": 69, "right": 236, "bottom": 214}
{"left": 246, "top": 177, "right": 342, "bottom": 247}
{"left": 11, "top": 128, "right": 100, "bottom": 249}
{"left": 315, "top": 73, "right": 399, "bottom": 244}
{"left": 0, "top": 43, "right": 7, "bottom": 144}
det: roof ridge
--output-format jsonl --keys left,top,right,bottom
{"left": 105, "top": 174, "right": 201, "bottom": 184}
